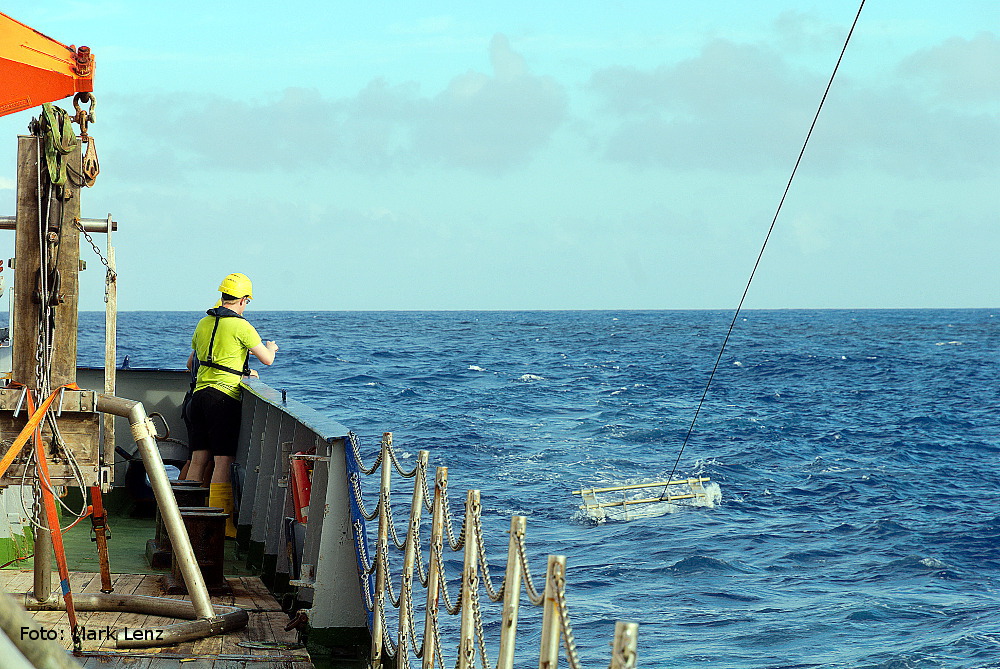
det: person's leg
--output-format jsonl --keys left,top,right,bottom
{"left": 206, "top": 394, "right": 242, "bottom": 538}
{"left": 186, "top": 389, "right": 213, "bottom": 486}
{"left": 212, "top": 455, "right": 235, "bottom": 484}
{"left": 187, "top": 449, "right": 212, "bottom": 487}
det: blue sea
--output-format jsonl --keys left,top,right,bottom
{"left": 79, "top": 309, "right": 1000, "bottom": 668}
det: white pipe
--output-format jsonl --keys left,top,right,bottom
{"left": 0, "top": 590, "right": 82, "bottom": 669}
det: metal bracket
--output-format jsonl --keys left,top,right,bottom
{"left": 12, "top": 386, "right": 27, "bottom": 418}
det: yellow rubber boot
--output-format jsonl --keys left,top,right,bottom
{"left": 209, "top": 482, "right": 237, "bottom": 539}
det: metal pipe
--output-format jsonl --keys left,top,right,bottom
{"left": 538, "top": 555, "right": 563, "bottom": 669}
{"left": 422, "top": 466, "right": 447, "bottom": 669}
{"left": 610, "top": 621, "right": 639, "bottom": 669}
{"left": 572, "top": 478, "right": 710, "bottom": 495}
{"left": 32, "top": 524, "right": 52, "bottom": 604}
{"left": 96, "top": 394, "right": 214, "bottom": 619}
{"left": 397, "top": 450, "right": 428, "bottom": 669}
{"left": 0, "top": 590, "right": 83, "bottom": 669}
{"left": 24, "top": 593, "right": 248, "bottom": 649}
{"left": 497, "top": 516, "right": 525, "bottom": 669}
{"left": 0, "top": 633, "right": 37, "bottom": 669}
{"left": 457, "top": 490, "right": 479, "bottom": 669}
{"left": 370, "top": 433, "right": 392, "bottom": 665}
{"left": 0, "top": 216, "right": 117, "bottom": 233}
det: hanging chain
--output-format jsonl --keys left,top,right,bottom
{"left": 515, "top": 531, "right": 545, "bottom": 606}
{"left": 75, "top": 218, "right": 116, "bottom": 304}
{"left": 475, "top": 512, "right": 505, "bottom": 602}
{"left": 553, "top": 560, "right": 585, "bottom": 669}
{"left": 76, "top": 220, "right": 117, "bottom": 278}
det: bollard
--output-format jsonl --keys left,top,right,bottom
{"left": 165, "top": 509, "right": 229, "bottom": 594}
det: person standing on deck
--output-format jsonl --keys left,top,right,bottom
{"left": 186, "top": 272, "right": 278, "bottom": 537}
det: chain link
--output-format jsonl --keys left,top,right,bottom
{"left": 350, "top": 473, "right": 379, "bottom": 521}
{"left": 348, "top": 431, "right": 383, "bottom": 475}
{"left": 434, "top": 531, "right": 462, "bottom": 616}
{"left": 441, "top": 480, "right": 466, "bottom": 551}
{"left": 388, "top": 442, "right": 420, "bottom": 478}
{"left": 76, "top": 220, "right": 116, "bottom": 277}
{"left": 516, "top": 530, "right": 545, "bottom": 606}
{"left": 470, "top": 558, "right": 490, "bottom": 669}
{"left": 474, "top": 512, "right": 506, "bottom": 603}
{"left": 553, "top": 560, "right": 585, "bottom": 669}
{"left": 352, "top": 520, "right": 376, "bottom": 610}
{"left": 75, "top": 219, "right": 117, "bottom": 304}
{"left": 382, "top": 541, "right": 401, "bottom": 609}
{"left": 385, "top": 494, "right": 408, "bottom": 551}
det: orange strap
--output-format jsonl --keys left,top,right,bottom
{"left": 0, "top": 383, "right": 79, "bottom": 479}
{"left": 28, "top": 385, "right": 83, "bottom": 649}
{"left": 3, "top": 383, "right": 84, "bottom": 649}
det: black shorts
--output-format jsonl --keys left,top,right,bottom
{"left": 188, "top": 387, "right": 242, "bottom": 458}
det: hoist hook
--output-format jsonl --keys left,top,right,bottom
{"left": 72, "top": 93, "right": 96, "bottom": 136}
{"left": 72, "top": 93, "right": 100, "bottom": 187}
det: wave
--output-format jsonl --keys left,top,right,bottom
{"left": 667, "top": 555, "right": 749, "bottom": 575}
{"left": 337, "top": 374, "right": 382, "bottom": 384}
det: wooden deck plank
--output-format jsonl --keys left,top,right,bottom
{"left": 4, "top": 571, "right": 314, "bottom": 669}
{"left": 92, "top": 572, "right": 147, "bottom": 651}
{"left": 0, "top": 569, "right": 35, "bottom": 593}
{"left": 236, "top": 576, "right": 284, "bottom": 611}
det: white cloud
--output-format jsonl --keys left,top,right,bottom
{"left": 897, "top": 31, "right": 1000, "bottom": 104}
{"left": 102, "top": 34, "right": 567, "bottom": 178}
{"left": 587, "top": 34, "right": 1000, "bottom": 179}
{"left": 0, "top": 177, "right": 14, "bottom": 190}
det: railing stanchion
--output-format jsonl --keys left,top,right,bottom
{"left": 398, "top": 450, "right": 429, "bottom": 666}
{"left": 538, "top": 555, "right": 563, "bottom": 669}
{"left": 610, "top": 620, "right": 639, "bottom": 669}
{"left": 422, "top": 466, "right": 448, "bottom": 669}
{"left": 458, "top": 490, "right": 479, "bottom": 668}
{"left": 370, "top": 433, "right": 393, "bottom": 665}
{"left": 497, "top": 515, "right": 525, "bottom": 669}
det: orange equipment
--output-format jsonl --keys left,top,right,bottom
{"left": 290, "top": 453, "right": 313, "bottom": 524}
{"left": 0, "top": 11, "right": 94, "bottom": 117}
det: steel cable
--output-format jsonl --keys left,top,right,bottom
{"left": 664, "top": 0, "right": 867, "bottom": 491}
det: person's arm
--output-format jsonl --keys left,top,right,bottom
{"left": 250, "top": 340, "right": 278, "bottom": 366}
{"left": 186, "top": 351, "right": 194, "bottom": 371}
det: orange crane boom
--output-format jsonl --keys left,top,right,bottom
{"left": 0, "top": 11, "right": 94, "bottom": 117}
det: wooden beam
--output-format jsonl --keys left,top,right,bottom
{"left": 12, "top": 134, "right": 82, "bottom": 388}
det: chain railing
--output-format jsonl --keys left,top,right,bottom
{"left": 345, "top": 432, "right": 639, "bottom": 669}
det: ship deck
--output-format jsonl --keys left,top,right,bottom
{"left": 0, "top": 570, "right": 313, "bottom": 669}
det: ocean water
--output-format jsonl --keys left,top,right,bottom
{"left": 78, "top": 309, "right": 1000, "bottom": 668}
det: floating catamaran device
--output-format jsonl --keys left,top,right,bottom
{"left": 573, "top": 477, "right": 714, "bottom": 522}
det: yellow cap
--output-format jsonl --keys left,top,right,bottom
{"left": 218, "top": 272, "right": 253, "bottom": 299}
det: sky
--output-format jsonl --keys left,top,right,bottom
{"left": 0, "top": 1, "right": 997, "bottom": 311}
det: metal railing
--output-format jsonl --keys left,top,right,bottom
{"left": 346, "top": 432, "right": 639, "bottom": 669}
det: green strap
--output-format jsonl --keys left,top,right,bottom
{"left": 40, "top": 103, "right": 79, "bottom": 186}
